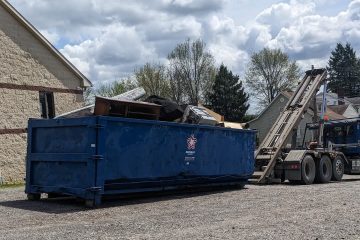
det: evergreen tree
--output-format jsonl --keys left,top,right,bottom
{"left": 207, "top": 64, "right": 249, "bottom": 122}
{"left": 327, "top": 43, "right": 360, "bottom": 98}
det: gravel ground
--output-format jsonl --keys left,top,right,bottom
{"left": 0, "top": 176, "right": 360, "bottom": 240}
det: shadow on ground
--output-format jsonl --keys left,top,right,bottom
{"left": 0, "top": 185, "right": 247, "bottom": 214}
{"left": 2, "top": 175, "right": 359, "bottom": 214}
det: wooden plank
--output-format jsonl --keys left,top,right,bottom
{"left": 94, "top": 96, "right": 161, "bottom": 120}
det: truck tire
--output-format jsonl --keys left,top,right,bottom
{"left": 315, "top": 155, "right": 332, "bottom": 183}
{"left": 301, "top": 155, "right": 316, "bottom": 185}
{"left": 331, "top": 156, "right": 344, "bottom": 181}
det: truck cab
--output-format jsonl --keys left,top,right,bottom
{"left": 321, "top": 118, "right": 360, "bottom": 174}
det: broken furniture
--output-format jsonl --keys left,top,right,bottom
{"left": 94, "top": 96, "right": 161, "bottom": 120}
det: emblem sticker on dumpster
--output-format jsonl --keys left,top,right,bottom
{"left": 185, "top": 134, "right": 197, "bottom": 162}
{"left": 187, "top": 134, "right": 197, "bottom": 150}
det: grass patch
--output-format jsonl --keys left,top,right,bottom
{"left": 0, "top": 183, "right": 25, "bottom": 189}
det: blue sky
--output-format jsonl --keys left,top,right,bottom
{"left": 7, "top": 0, "right": 360, "bottom": 112}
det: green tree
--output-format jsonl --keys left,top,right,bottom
{"left": 84, "top": 78, "right": 137, "bottom": 104}
{"left": 207, "top": 64, "right": 249, "bottom": 122}
{"left": 95, "top": 79, "right": 136, "bottom": 97}
{"left": 245, "top": 48, "right": 300, "bottom": 108}
{"left": 327, "top": 43, "right": 360, "bottom": 98}
{"left": 134, "top": 62, "right": 171, "bottom": 98}
{"left": 242, "top": 114, "right": 257, "bottom": 122}
{"left": 168, "top": 38, "right": 215, "bottom": 104}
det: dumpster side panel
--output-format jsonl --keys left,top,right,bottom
{"left": 26, "top": 116, "right": 255, "bottom": 205}
{"left": 98, "top": 117, "right": 255, "bottom": 191}
{"left": 25, "top": 118, "right": 98, "bottom": 199}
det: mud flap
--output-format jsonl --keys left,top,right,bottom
{"left": 284, "top": 150, "right": 307, "bottom": 181}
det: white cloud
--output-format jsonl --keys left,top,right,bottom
{"left": 209, "top": 43, "right": 249, "bottom": 73}
{"left": 263, "top": 0, "right": 360, "bottom": 62}
{"left": 161, "top": 0, "right": 225, "bottom": 14}
{"left": 39, "top": 30, "right": 60, "bottom": 45}
{"left": 256, "top": 0, "right": 315, "bottom": 37}
{"left": 6, "top": 0, "right": 360, "bottom": 89}
{"left": 201, "top": 15, "right": 251, "bottom": 76}
{"left": 61, "top": 24, "right": 157, "bottom": 82}
{"left": 297, "top": 58, "right": 328, "bottom": 71}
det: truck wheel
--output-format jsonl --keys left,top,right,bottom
{"left": 331, "top": 156, "right": 344, "bottom": 181}
{"left": 27, "top": 193, "right": 41, "bottom": 201}
{"left": 315, "top": 155, "right": 332, "bottom": 183}
{"left": 301, "top": 155, "right": 316, "bottom": 185}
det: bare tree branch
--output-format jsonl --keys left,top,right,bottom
{"left": 245, "top": 48, "right": 301, "bottom": 108}
{"left": 168, "top": 38, "right": 215, "bottom": 104}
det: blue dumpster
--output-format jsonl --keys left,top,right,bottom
{"left": 324, "top": 119, "right": 360, "bottom": 155}
{"left": 25, "top": 116, "right": 255, "bottom": 206}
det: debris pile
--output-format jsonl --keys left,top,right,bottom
{"left": 144, "top": 95, "right": 184, "bottom": 121}
{"left": 182, "top": 105, "right": 217, "bottom": 125}
{"left": 55, "top": 87, "right": 146, "bottom": 119}
{"left": 94, "top": 96, "right": 161, "bottom": 120}
{"left": 57, "top": 87, "right": 245, "bottom": 128}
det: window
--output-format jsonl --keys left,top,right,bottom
{"left": 39, "top": 91, "right": 55, "bottom": 119}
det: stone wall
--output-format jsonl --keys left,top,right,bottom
{"left": 0, "top": 89, "right": 83, "bottom": 184}
{"left": 0, "top": 134, "right": 27, "bottom": 184}
{"left": 0, "top": 4, "right": 86, "bottom": 183}
{"left": 0, "top": 5, "right": 82, "bottom": 89}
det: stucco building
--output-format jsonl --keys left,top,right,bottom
{"left": 0, "top": 0, "right": 92, "bottom": 183}
{"left": 248, "top": 91, "right": 315, "bottom": 147}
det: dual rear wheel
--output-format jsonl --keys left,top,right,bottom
{"left": 299, "top": 155, "right": 344, "bottom": 185}
{"left": 315, "top": 155, "right": 332, "bottom": 183}
{"left": 300, "top": 155, "right": 316, "bottom": 184}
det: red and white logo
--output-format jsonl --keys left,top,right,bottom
{"left": 187, "top": 134, "right": 197, "bottom": 150}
